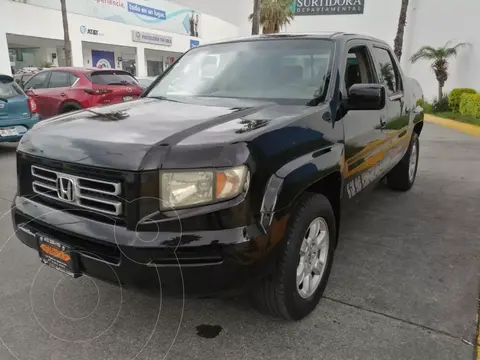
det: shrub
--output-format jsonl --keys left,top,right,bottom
{"left": 417, "top": 99, "right": 433, "bottom": 114}
{"left": 448, "top": 88, "right": 476, "bottom": 112}
{"left": 459, "top": 93, "right": 480, "bottom": 118}
{"left": 432, "top": 94, "right": 450, "bottom": 113}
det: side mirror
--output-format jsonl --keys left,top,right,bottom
{"left": 347, "top": 84, "right": 386, "bottom": 111}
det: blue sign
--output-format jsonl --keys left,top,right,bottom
{"left": 20, "top": 0, "right": 202, "bottom": 38}
{"left": 127, "top": 2, "right": 166, "bottom": 20}
{"left": 190, "top": 40, "right": 200, "bottom": 48}
{"left": 92, "top": 50, "right": 115, "bottom": 69}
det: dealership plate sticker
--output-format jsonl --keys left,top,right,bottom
{"left": 38, "top": 234, "right": 81, "bottom": 278}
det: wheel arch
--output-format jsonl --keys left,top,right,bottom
{"left": 413, "top": 120, "right": 424, "bottom": 136}
{"left": 59, "top": 100, "right": 82, "bottom": 114}
{"left": 260, "top": 144, "right": 344, "bottom": 243}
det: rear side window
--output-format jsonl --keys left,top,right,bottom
{"left": 0, "top": 77, "right": 24, "bottom": 99}
{"left": 88, "top": 71, "right": 139, "bottom": 86}
{"left": 70, "top": 73, "right": 79, "bottom": 86}
{"left": 371, "top": 47, "right": 402, "bottom": 95}
{"left": 48, "top": 71, "right": 72, "bottom": 88}
{"left": 24, "top": 72, "right": 49, "bottom": 90}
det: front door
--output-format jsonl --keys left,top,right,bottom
{"left": 370, "top": 45, "right": 410, "bottom": 168}
{"left": 340, "top": 43, "right": 388, "bottom": 200}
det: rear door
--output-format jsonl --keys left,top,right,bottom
{"left": 370, "top": 44, "right": 410, "bottom": 169}
{"left": 0, "top": 75, "right": 30, "bottom": 121}
{"left": 23, "top": 71, "right": 51, "bottom": 119}
{"left": 341, "top": 42, "right": 388, "bottom": 200}
{"left": 45, "top": 71, "right": 76, "bottom": 116}
{"left": 87, "top": 70, "right": 142, "bottom": 105}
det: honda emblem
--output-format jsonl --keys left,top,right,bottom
{"left": 57, "top": 177, "right": 75, "bottom": 202}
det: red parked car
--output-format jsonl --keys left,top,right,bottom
{"left": 22, "top": 68, "right": 143, "bottom": 119}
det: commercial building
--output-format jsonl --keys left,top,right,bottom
{"left": 2, "top": 0, "right": 478, "bottom": 100}
{"left": 0, "top": 0, "right": 238, "bottom": 77}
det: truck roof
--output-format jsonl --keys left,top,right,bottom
{"left": 203, "top": 32, "right": 389, "bottom": 47}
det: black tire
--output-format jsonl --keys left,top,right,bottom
{"left": 387, "top": 132, "right": 419, "bottom": 191}
{"left": 252, "top": 193, "right": 336, "bottom": 320}
{"left": 60, "top": 103, "right": 81, "bottom": 114}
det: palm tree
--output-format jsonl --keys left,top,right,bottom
{"left": 393, "top": 0, "right": 409, "bottom": 60}
{"left": 410, "top": 42, "right": 467, "bottom": 100}
{"left": 249, "top": 0, "right": 294, "bottom": 34}
{"left": 60, "top": 0, "right": 72, "bottom": 66}
{"left": 251, "top": 0, "right": 260, "bottom": 35}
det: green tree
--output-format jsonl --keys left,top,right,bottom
{"left": 249, "top": 0, "right": 294, "bottom": 34}
{"left": 393, "top": 0, "right": 409, "bottom": 60}
{"left": 60, "top": 0, "right": 72, "bottom": 66}
{"left": 410, "top": 42, "right": 467, "bottom": 100}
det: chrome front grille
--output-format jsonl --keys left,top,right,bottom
{"left": 31, "top": 165, "right": 123, "bottom": 216}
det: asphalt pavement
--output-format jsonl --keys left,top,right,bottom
{"left": 0, "top": 123, "right": 478, "bottom": 360}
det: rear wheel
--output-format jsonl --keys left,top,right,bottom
{"left": 387, "top": 132, "right": 419, "bottom": 191}
{"left": 252, "top": 193, "right": 336, "bottom": 320}
{"left": 59, "top": 103, "right": 82, "bottom": 114}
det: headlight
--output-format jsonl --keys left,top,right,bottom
{"left": 160, "top": 166, "right": 250, "bottom": 209}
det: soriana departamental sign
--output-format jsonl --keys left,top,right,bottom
{"left": 294, "top": 0, "right": 365, "bottom": 15}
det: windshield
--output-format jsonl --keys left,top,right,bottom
{"left": 146, "top": 39, "right": 334, "bottom": 105}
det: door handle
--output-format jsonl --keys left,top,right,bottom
{"left": 60, "top": 93, "right": 67, "bottom": 97}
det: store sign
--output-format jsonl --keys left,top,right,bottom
{"left": 80, "top": 25, "right": 103, "bottom": 36}
{"left": 294, "top": 0, "right": 365, "bottom": 15}
{"left": 127, "top": 2, "right": 166, "bottom": 20}
{"left": 92, "top": 50, "right": 115, "bottom": 69}
{"left": 131, "top": 30, "right": 172, "bottom": 46}
{"left": 14, "top": 0, "right": 202, "bottom": 38}
{"left": 190, "top": 40, "right": 200, "bottom": 48}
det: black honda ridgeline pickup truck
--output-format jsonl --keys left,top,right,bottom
{"left": 12, "top": 33, "right": 424, "bottom": 320}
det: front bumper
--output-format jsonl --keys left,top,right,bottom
{"left": 12, "top": 195, "right": 280, "bottom": 295}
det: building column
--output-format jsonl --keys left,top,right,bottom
{"left": 70, "top": 38, "right": 84, "bottom": 67}
{"left": 0, "top": 31, "right": 12, "bottom": 75}
{"left": 136, "top": 46, "right": 147, "bottom": 77}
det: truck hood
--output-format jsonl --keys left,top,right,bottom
{"left": 17, "top": 97, "right": 311, "bottom": 171}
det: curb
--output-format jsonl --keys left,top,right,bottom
{"left": 424, "top": 114, "right": 480, "bottom": 136}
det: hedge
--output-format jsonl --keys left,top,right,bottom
{"left": 459, "top": 93, "right": 480, "bottom": 118}
{"left": 448, "top": 88, "right": 477, "bottom": 112}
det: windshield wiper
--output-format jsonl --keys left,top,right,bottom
{"left": 0, "top": 97, "right": 8, "bottom": 103}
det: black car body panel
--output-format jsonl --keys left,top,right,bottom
{"left": 13, "top": 32, "right": 424, "bottom": 295}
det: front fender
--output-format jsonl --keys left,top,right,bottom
{"left": 260, "top": 143, "right": 344, "bottom": 232}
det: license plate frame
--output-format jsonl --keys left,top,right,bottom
{"left": 123, "top": 96, "right": 133, "bottom": 102}
{"left": 0, "top": 127, "right": 19, "bottom": 137}
{"left": 38, "top": 234, "right": 81, "bottom": 278}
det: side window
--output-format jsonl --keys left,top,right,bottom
{"left": 48, "top": 72, "right": 71, "bottom": 88}
{"left": 69, "top": 73, "right": 79, "bottom": 86}
{"left": 24, "top": 72, "right": 49, "bottom": 90}
{"left": 345, "top": 46, "right": 376, "bottom": 91}
{"left": 371, "top": 47, "right": 402, "bottom": 95}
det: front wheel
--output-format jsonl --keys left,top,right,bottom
{"left": 387, "top": 132, "right": 419, "bottom": 191}
{"left": 252, "top": 193, "right": 336, "bottom": 320}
